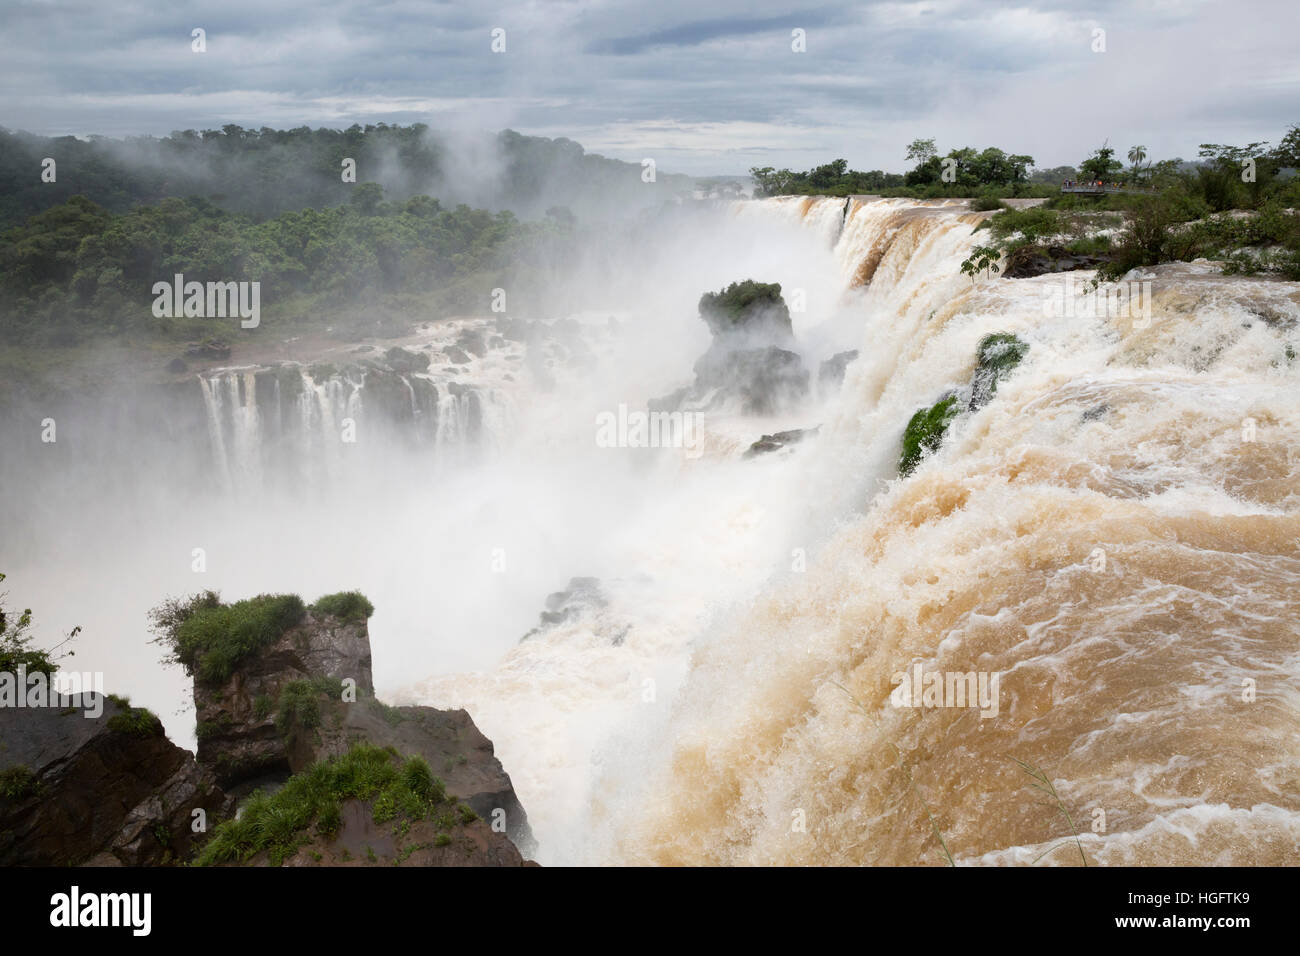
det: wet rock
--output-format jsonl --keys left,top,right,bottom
{"left": 0, "top": 696, "right": 231, "bottom": 866}
{"left": 456, "top": 328, "right": 488, "bottom": 358}
{"left": 744, "top": 426, "right": 820, "bottom": 458}
{"left": 522, "top": 577, "right": 629, "bottom": 647}
{"left": 1003, "top": 245, "right": 1112, "bottom": 279}
{"left": 383, "top": 347, "right": 430, "bottom": 374}
{"left": 818, "top": 350, "right": 859, "bottom": 388}
{"left": 184, "top": 340, "right": 232, "bottom": 361}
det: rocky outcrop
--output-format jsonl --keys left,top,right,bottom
{"left": 818, "top": 350, "right": 859, "bottom": 388}
{"left": 655, "top": 280, "right": 810, "bottom": 415}
{"left": 193, "top": 608, "right": 535, "bottom": 856}
{"left": 691, "top": 343, "right": 809, "bottom": 415}
{"left": 743, "top": 426, "right": 819, "bottom": 458}
{"left": 520, "top": 577, "right": 629, "bottom": 646}
{"left": 0, "top": 696, "right": 231, "bottom": 866}
{"left": 1002, "top": 244, "right": 1112, "bottom": 278}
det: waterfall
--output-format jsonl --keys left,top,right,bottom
{"left": 197, "top": 362, "right": 512, "bottom": 495}
{"left": 410, "top": 196, "right": 1300, "bottom": 866}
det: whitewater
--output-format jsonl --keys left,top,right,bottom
{"left": 5, "top": 196, "right": 1296, "bottom": 867}
{"left": 407, "top": 196, "right": 1300, "bottom": 865}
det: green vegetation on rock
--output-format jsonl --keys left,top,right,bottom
{"left": 970, "top": 333, "right": 1030, "bottom": 410}
{"left": 195, "top": 744, "right": 451, "bottom": 866}
{"left": 0, "top": 765, "right": 39, "bottom": 801}
{"left": 697, "top": 280, "right": 792, "bottom": 338}
{"left": 275, "top": 676, "right": 345, "bottom": 738}
{"left": 899, "top": 396, "right": 961, "bottom": 477}
{"left": 899, "top": 333, "right": 1029, "bottom": 476}
{"left": 310, "top": 591, "right": 375, "bottom": 624}
{"left": 149, "top": 591, "right": 306, "bottom": 686}
{"left": 105, "top": 695, "right": 164, "bottom": 738}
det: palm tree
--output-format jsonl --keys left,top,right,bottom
{"left": 1127, "top": 145, "right": 1147, "bottom": 181}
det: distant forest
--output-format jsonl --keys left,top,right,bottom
{"left": 0, "top": 125, "right": 693, "bottom": 351}
{"left": 0, "top": 124, "right": 693, "bottom": 230}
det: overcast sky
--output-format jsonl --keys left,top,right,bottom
{"left": 3, "top": 0, "right": 1297, "bottom": 175}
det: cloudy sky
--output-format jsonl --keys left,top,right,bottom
{"left": 3, "top": 0, "right": 1297, "bottom": 175}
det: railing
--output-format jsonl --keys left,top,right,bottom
{"left": 1061, "top": 182, "right": 1156, "bottom": 195}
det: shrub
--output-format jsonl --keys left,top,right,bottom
{"left": 987, "top": 207, "right": 1062, "bottom": 244}
{"left": 274, "top": 677, "right": 342, "bottom": 736}
{"left": 106, "top": 697, "right": 164, "bottom": 738}
{"left": 151, "top": 592, "right": 305, "bottom": 686}
{"left": 899, "top": 396, "right": 960, "bottom": 477}
{"left": 309, "top": 591, "right": 374, "bottom": 624}
{"left": 0, "top": 765, "right": 38, "bottom": 801}
{"left": 971, "top": 196, "right": 1007, "bottom": 212}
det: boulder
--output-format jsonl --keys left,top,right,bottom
{"left": 0, "top": 696, "right": 230, "bottom": 866}
{"left": 743, "top": 426, "right": 820, "bottom": 458}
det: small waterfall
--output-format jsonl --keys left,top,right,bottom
{"left": 197, "top": 362, "right": 512, "bottom": 495}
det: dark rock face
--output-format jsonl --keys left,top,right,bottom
{"left": 456, "top": 328, "right": 488, "bottom": 358}
{"left": 193, "top": 610, "right": 535, "bottom": 856}
{"left": 0, "top": 696, "right": 230, "bottom": 866}
{"left": 818, "top": 350, "right": 859, "bottom": 388}
{"left": 743, "top": 426, "right": 820, "bottom": 459}
{"left": 194, "top": 611, "right": 373, "bottom": 787}
{"left": 270, "top": 801, "right": 529, "bottom": 867}
{"left": 1003, "top": 245, "right": 1112, "bottom": 279}
{"left": 383, "top": 346, "right": 431, "bottom": 374}
{"left": 655, "top": 280, "right": 810, "bottom": 416}
{"left": 521, "top": 577, "right": 629, "bottom": 647}
{"left": 692, "top": 344, "right": 809, "bottom": 415}
{"left": 185, "top": 340, "right": 232, "bottom": 360}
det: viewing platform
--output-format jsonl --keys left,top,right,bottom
{"left": 1061, "top": 182, "right": 1156, "bottom": 195}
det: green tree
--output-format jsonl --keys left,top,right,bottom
{"left": 905, "top": 138, "right": 937, "bottom": 165}
{"left": 1080, "top": 145, "right": 1123, "bottom": 182}
{"left": 1127, "top": 145, "right": 1147, "bottom": 179}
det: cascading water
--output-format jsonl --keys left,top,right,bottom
{"left": 198, "top": 357, "right": 510, "bottom": 496}
{"left": 410, "top": 197, "right": 1300, "bottom": 866}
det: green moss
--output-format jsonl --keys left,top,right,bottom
{"left": 0, "top": 765, "right": 39, "bottom": 801}
{"left": 899, "top": 396, "right": 960, "bottom": 477}
{"left": 434, "top": 833, "right": 452, "bottom": 847}
{"left": 309, "top": 591, "right": 375, "bottom": 624}
{"left": 970, "top": 333, "right": 1029, "bottom": 410}
{"left": 152, "top": 592, "right": 305, "bottom": 686}
{"left": 195, "top": 743, "right": 452, "bottom": 866}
